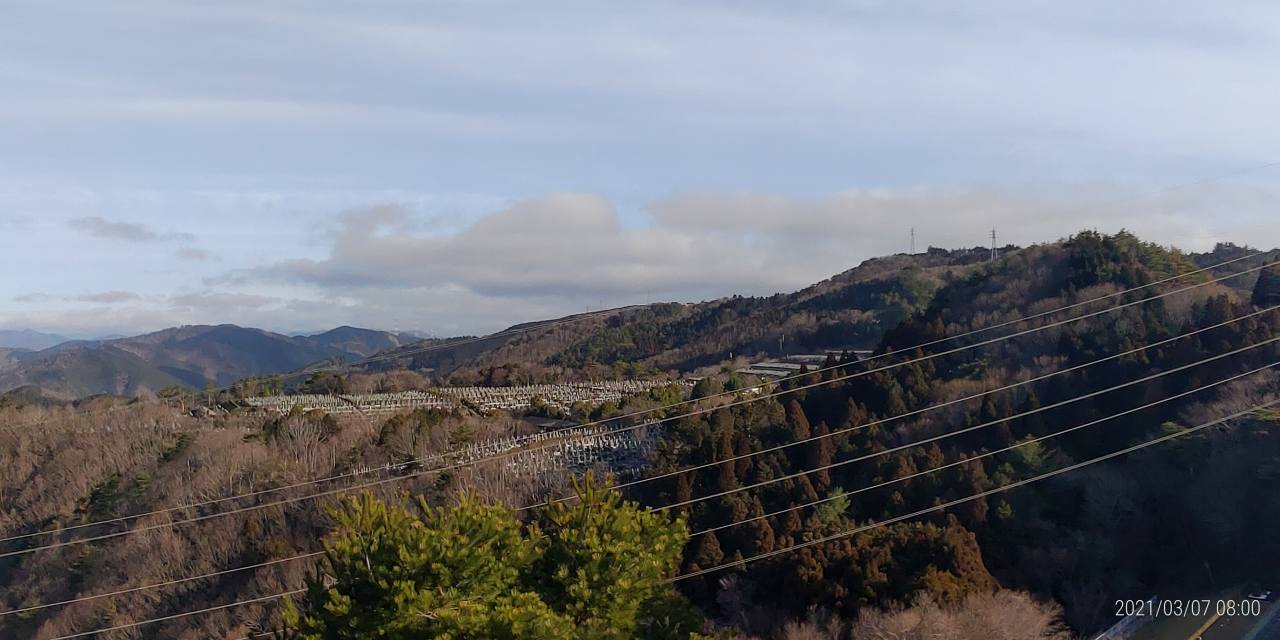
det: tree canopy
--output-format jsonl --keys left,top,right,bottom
{"left": 283, "top": 474, "right": 704, "bottom": 639}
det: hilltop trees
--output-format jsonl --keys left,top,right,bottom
{"left": 5, "top": 231, "right": 1278, "bottom": 639}
{"left": 1253, "top": 265, "right": 1280, "bottom": 307}
{"left": 637, "top": 232, "right": 1280, "bottom": 635}
{"left": 283, "top": 475, "right": 704, "bottom": 640}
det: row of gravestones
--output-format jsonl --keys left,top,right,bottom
{"left": 242, "top": 380, "right": 687, "bottom": 415}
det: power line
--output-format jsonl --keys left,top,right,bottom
{"left": 9, "top": 314, "right": 1274, "bottom": 616}
{"left": 1, "top": 252, "right": 1268, "bottom": 546}
{"left": 13, "top": 346, "right": 1269, "bottom": 619}
{"left": 0, "top": 552, "right": 324, "bottom": 618}
{"left": 4, "top": 261, "right": 1274, "bottom": 557}
{"left": 545, "top": 306, "right": 1280, "bottom": 509}
{"left": 44, "top": 589, "right": 306, "bottom": 640}
{"left": 689, "top": 359, "right": 1279, "bottom": 537}
{"left": 12, "top": 158, "right": 1278, "bottom": 434}
{"left": 1, "top": 247, "right": 1264, "bottom": 436}
{"left": 672, "top": 396, "right": 1280, "bottom": 582}
{"left": 0, "top": 307, "right": 630, "bottom": 433}
{"left": 251, "top": 249, "right": 1256, "bottom": 417}
{"left": 14, "top": 162, "right": 1280, "bottom": 635}
{"left": 276, "top": 249, "right": 1270, "bottom": 435}
{"left": 42, "top": 383, "right": 1280, "bottom": 639}
{"left": 655, "top": 334, "right": 1280, "bottom": 513}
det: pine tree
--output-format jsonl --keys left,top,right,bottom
{"left": 809, "top": 421, "right": 836, "bottom": 491}
{"left": 778, "top": 507, "right": 804, "bottom": 548}
{"left": 1254, "top": 265, "right": 1280, "bottom": 307}
{"left": 674, "top": 472, "right": 694, "bottom": 507}
{"left": 703, "top": 408, "right": 738, "bottom": 492}
{"left": 690, "top": 531, "right": 725, "bottom": 570}
{"left": 284, "top": 476, "right": 702, "bottom": 640}
{"left": 785, "top": 399, "right": 811, "bottom": 440}
{"left": 534, "top": 475, "right": 692, "bottom": 639}
{"left": 883, "top": 378, "right": 909, "bottom": 417}
{"left": 733, "top": 435, "right": 755, "bottom": 479}
{"left": 951, "top": 460, "right": 990, "bottom": 527}
{"left": 977, "top": 393, "right": 1013, "bottom": 450}
{"left": 1013, "top": 389, "right": 1045, "bottom": 438}
{"left": 745, "top": 495, "right": 776, "bottom": 555}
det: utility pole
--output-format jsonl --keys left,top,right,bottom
{"left": 990, "top": 227, "right": 998, "bottom": 262}
{"left": 910, "top": 227, "right": 916, "bottom": 254}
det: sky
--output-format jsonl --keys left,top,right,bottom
{"left": 3, "top": 1, "right": 1280, "bottom": 339}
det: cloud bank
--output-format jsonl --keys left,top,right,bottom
{"left": 6, "top": 2, "right": 1280, "bottom": 337}
{"left": 6, "top": 183, "right": 1278, "bottom": 338}
{"left": 68, "top": 216, "right": 195, "bottom": 243}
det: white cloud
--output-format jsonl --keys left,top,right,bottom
{"left": 68, "top": 216, "right": 195, "bottom": 243}
{"left": 12, "top": 292, "right": 54, "bottom": 303}
{"left": 175, "top": 247, "right": 211, "bottom": 262}
{"left": 253, "top": 194, "right": 802, "bottom": 299}
{"left": 235, "top": 184, "right": 1280, "bottom": 334}
{"left": 73, "top": 290, "right": 141, "bottom": 304}
{"left": 6, "top": 2, "right": 1280, "bottom": 337}
{"left": 169, "top": 292, "right": 280, "bottom": 311}
{"left": 6, "top": 181, "right": 1279, "bottom": 338}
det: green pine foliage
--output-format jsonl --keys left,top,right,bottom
{"left": 283, "top": 474, "right": 703, "bottom": 639}
{"left": 6, "top": 231, "right": 1279, "bottom": 639}
{"left": 636, "top": 232, "right": 1280, "bottom": 633}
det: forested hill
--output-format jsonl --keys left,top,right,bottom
{"left": 545, "top": 247, "right": 996, "bottom": 371}
{"left": 542, "top": 238, "right": 1261, "bottom": 376}
{"left": 368, "top": 246, "right": 999, "bottom": 382}
{"left": 0, "top": 324, "right": 418, "bottom": 399}
{"left": 639, "top": 231, "right": 1280, "bottom": 634}
{"left": 3, "top": 231, "right": 1279, "bottom": 639}
{"left": 369, "top": 237, "right": 1261, "bottom": 384}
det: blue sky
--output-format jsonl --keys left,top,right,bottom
{"left": 3, "top": 1, "right": 1280, "bottom": 338}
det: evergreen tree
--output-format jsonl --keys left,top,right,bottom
{"left": 1254, "top": 265, "right": 1280, "bottom": 308}
{"left": 808, "top": 421, "right": 836, "bottom": 491}
{"left": 534, "top": 476, "right": 693, "bottom": 639}
{"left": 785, "top": 400, "right": 811, "bottom": 440}
{"left": 674, "top": 472, "right": 694, "bottom": 507}
{"left": 1012, "top": 389, "right": 1045, "bottom": 438}
{"left": 713, "top": 411, "right": 739, "bottom": 492}
{"left": 689, "top": 531, "right": 725, "bottom": 570}
{"left": 284, "top": 475, "right": 700, "bottom": 640}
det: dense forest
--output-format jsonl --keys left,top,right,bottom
{"left": 636, "top": 232, "right": 1280, "bottom": 634}
{"left": 342, "top": 248, "right": 996, "bottom": 386}
{"left": 1, "top": 231, "right": 1278, "bottom": 639}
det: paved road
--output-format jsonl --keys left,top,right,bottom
{"left": 1242, "top": 600, "right": 1280, "bottom": 640}
{"left": 1199, "top": 600, "right": 1279, "bottom": 640}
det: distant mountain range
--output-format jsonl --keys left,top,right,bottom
{"left": 4, "top": 238, "right": 1264, "bottom": 402}
{"left": 0, "top": 247, "right": 993, "bottom": 400}
{"left": 0, "top": 329, "right": 72, "bottom": 351}
{"left": 0, "top": 325, "right": 418, "bottom": 399}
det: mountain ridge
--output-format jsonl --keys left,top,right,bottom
{"left": 0, "top": 324, "right": 417, "bottom": 399}
{"left": 0, "top": 329, "right": 71, "bottom": 351}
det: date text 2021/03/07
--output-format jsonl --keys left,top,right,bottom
{"left": 1115, "top": 598, "right": 1267, "bottom": 619}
